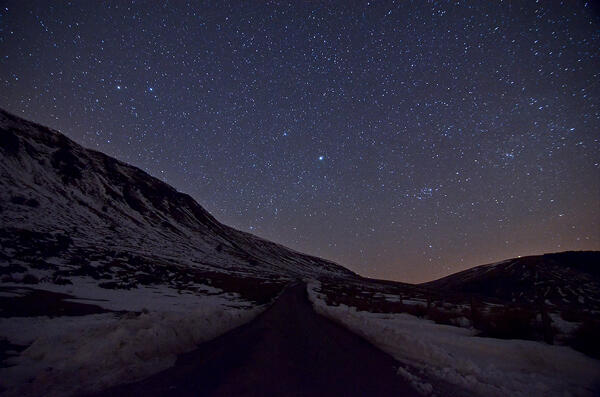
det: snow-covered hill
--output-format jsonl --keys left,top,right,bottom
{"left": 0, "top": 108, "right": 354, "bottom": 293}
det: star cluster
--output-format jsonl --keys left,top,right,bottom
{"left": 1, "top": 1, "right": 599, "bottom": 282}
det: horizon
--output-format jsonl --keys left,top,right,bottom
{"left": 1, "top": 1, "right": 599, "bottom": 283}
{"left": 3, "top": 105, "right": 597, "bottom": 285}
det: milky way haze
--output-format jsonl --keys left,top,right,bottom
{"left": 1, "top": 1, "right": 599, "bottom": 282}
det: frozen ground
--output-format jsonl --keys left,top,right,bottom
{"left": 0, "top": 279, "right": 263, "bottom": 397}
{"left": 308, "top": 282, "right": 600, "bottom": 397}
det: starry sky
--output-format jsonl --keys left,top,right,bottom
{"left": 1, "top": 1, "right": 599, "bottom": 283}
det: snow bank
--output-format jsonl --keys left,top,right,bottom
{"left": 307, "top": 282, "right": 600, "bottom": 397}
{"left": 0, "top": 286, "right": 263, "bottom": 397}
{"left": 22, "top": 276, "right": 239, "bottom": 312}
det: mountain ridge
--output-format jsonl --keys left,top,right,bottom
{"left": 0, "top": 108, "right": 355, "bottom": 297}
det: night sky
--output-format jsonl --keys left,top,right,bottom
{"left": 1, "top": 1, "right": 599, "bottom": 283}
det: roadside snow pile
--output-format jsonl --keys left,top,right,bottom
{"left": 307, "top": 282, "right": 600, "bottom": 397}
{"left": 0, "top": 284, "right": 263, "bottom": 397}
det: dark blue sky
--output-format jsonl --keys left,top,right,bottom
{"left": 1, "top": 1, "right": 599, "bottom": 282}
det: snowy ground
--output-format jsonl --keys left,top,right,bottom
{"left": 308, "top": 281, "right": 600, "bottom": 397}
{"left": 0, "top": 279, "right": 264, "bottom": 397}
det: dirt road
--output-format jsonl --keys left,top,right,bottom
{"left": 90, "top": 283, "right": 420, "bottom": 396}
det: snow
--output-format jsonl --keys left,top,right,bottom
{"left": 549, "top": 313, "right": 580, "bottom": 335}
{"left": 373, "top": 292, "right": 402, "bottom": 302}
{"left": 0, "top": 283, "right": 264, "bottom": 397}
{"left": 448, "top": 316, "right": 471, "bottom": 328}
{"left": 16, "top": 276, "right": 246, "bottom": 312}
{"left": 397, "top": 365, "right": 434, "bottom": 395}
{"left": 402, "top": 298, "right": 428, "bottom": 307}
{"left": 308, "top": 282, "right": 600, "bottom": 397}
{"left": 0, "top": 290, "right": 25, "bottom": 298}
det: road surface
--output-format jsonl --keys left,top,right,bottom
{"left": 89, "top": 283, "right": 421, "bottom": 397}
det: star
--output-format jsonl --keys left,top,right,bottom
{"left": 0, "top": 0, "right": 597, "bottom": 282}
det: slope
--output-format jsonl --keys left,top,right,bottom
{"left": 422, "top": 251, "right": 600, "bottom": 310}
{"left": 0, "top": 108, "right": 355, "bottom": 298}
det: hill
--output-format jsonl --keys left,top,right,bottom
{"left": 423, "top": 251, "right": 600, "bottom": 310}
{"left": 0, "top": 108, "right": 354, "bottom": 303}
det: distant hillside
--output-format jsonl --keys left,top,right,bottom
{"left": 422, "top": 251, "right": 600, "bottom": 310}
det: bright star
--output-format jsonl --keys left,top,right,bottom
{"left": 318, "top": 155, "right": 324, "bottom": 161}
